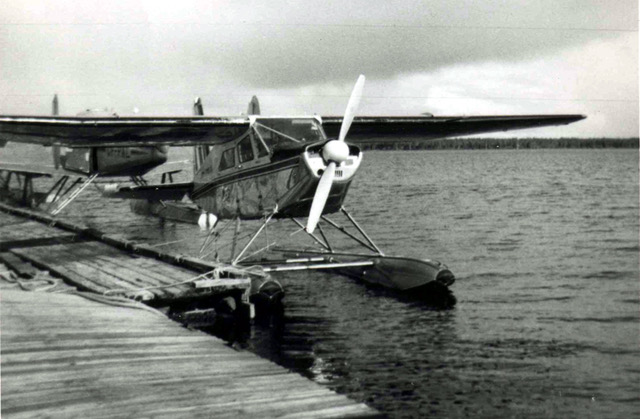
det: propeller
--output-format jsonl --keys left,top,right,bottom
{"left": 306, "top": 74, "right": 365, "bottom": 233}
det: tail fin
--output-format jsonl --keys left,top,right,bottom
{"left": 52, "top": 94, "right": 59, "bottom": 116}
{"left": 193, "top": 97, "right": 207, "bottom": 173}
{"left": 52, "top": 94, "right": 61, "bottom": 169}
{"left": 193, "top": 97, "right": 204, "bottom": 116}
{"left": 247, "top": 96, "right": 260, "bottom": 115}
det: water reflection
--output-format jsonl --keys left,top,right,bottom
{"left": 242, "top": 271, "right": 459, "bottom": 414}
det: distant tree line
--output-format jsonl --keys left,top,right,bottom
{"left": 360, "top": 137, "right": 639, "bottom": 151}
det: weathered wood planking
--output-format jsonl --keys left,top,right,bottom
{"left": 0, "top": 217, "right": 66, "bottom": 241}
{"left": 0, "top": 252, "right": 38, "bottom": 278}
{"left": 0, "top": 205, "right": 253, "bottom": 304}
{"left": 13, "top": 241, "right": 170, "bottom": 298}
{"left": 1, "top": 289, "right": 381, "bottom": 418}
{"left": 9, "top": 239, "right": 249, "bottom": 303}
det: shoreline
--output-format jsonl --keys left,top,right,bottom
{"left": 359, "top": 137, "right": 638, "bottom": 150}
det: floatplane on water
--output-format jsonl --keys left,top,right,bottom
{"left": 0, "top": 75, "right": 586, "bottom": 306}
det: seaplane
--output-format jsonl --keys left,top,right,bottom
{"left": 0, "top": 75, "right": 586, "bottom": 306}
{"left": 0, "top": 94, "right": 186, "bottom": 214}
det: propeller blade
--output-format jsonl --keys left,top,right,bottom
{"left": 338, "top": 74, "right": 365, "bottom": 143}
{"left": 307, "top": 75, "right": 365, "bottom": 233}
{"left": 306, "top": 162, "right": 336, "bottom": 234}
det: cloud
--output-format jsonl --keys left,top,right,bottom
{"left": 239, "top": 32, "right": 638, "bottom": 137}
{"left": 1, "top": 1, "right": 635, "bottom": 88}
{"left": 132, "top": 0, "right": 634, "bottom": 88}
{"left": 0, "top": 1, "right": 636, "bottom": 137}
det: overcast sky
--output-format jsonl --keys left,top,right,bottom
{"left": 0, "top": 1, "right": 637, "bottom": 137}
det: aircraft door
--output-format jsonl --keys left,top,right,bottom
{"left": 237, "top": 136, "right": 254, "bottom": 169}
{"left": 235, "top": 134, "right": 267, "bottom": 170}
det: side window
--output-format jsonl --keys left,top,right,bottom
{"left": 238, "top": 136, "right": 254, "bottom": 163}
{"left": 219, "top": 147, "right": 235, "bottom": 171}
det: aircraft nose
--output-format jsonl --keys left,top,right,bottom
{"left": 156, "top": 145, "right": 169, "bottom": 154}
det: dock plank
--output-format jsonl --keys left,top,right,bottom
{"left": 95, "top": 253, "right": 199, "bottom": 285}
{"left": 0, "top": 252, "right": 38, "bottom": 278}
{"left": 0, "top": 205, "right": 253, "bottom": 306}
{"left": 9, "top": 242, "right": 168, "bottom": 297}
{"left": 0, "top": 220, "right": 65, "bottom": 241}
{"left": 6, "top": 252, "right": 111, "bottom": 293}
{"left": 1, "top": 289, "right": 380, "bottom": 418}
{"left": 10, "top": 240, "right": 249, "bottom": 302}
{"left": 66, "top": 260, "right": 169, "bottom": 299}
{"left": 92, "top": 255, "right": 187, "bottom": 295}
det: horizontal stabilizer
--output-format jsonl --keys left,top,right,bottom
{"left": 100, "top": 182, "right": 193, "bottom": 201}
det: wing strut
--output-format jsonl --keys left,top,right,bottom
{"left": 232, "top": 206, "right": 278, "bottom": 265}
{"left": 51, "top": 173, "right": 98, "bottom": 215}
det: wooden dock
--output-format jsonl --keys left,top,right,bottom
{"left": 1, "top": 285, "right": 380, "bottom": 418}
{"left": 0, "top": 200, "right": 381, "bottom": 418}
{"left": 0, "top": 202, "right": 257, "bottom": 307}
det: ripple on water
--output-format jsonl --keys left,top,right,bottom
{"left": 538, "top": 316, "right": 638, "bottom": 324}
{"left": 18, "top": 148, "right": 636, "bottom": 418}
{"left": 582, "top": 271, "right": 636, "bottom": 280}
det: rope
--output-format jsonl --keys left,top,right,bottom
{"left": 102, "top": 268, "right": 221, "bottom": 297}
{"left": 18, "top": 277, "right": 60, "bottom": 293}
{"left": 13, "top": 270, "right": 75, "bottom": 293}
{"left": 102, "top": 262, "right": 269, "bottom": 299}
{"left": 4, "top": 271, "right": 164, "bottom": 316}
{"left": 0, "top": 269, "right": 15, "bottom": 278}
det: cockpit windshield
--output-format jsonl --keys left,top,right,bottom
{"left": 253, "top": 118, "right": 325, "bottom": 151}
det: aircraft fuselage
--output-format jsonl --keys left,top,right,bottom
{"left": 59, "top": 146, "right": 168, "bottom": 177}
{"left": 50, "top": 98, "right": 169, "bottom": 177}
{"left": 191, "top": 117, "right": 362, "bottom": 219}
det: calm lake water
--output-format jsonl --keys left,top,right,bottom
{"left": 3, "top": 147, "right": 639, "bottom": 418}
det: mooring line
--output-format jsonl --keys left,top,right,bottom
{"left": 102, "top": 268, "right": 221, "bottom": 298}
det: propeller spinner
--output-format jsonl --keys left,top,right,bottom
{"left": 306, "top": 74, "right": 365, "bottom": 233}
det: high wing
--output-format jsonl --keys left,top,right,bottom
{"left": 321, "top": 114, "right": 586, "bottom": 142}
{"left": 0, "top": 116, "right": 251, "bottom": 148}
{"left": 0, "top": 113, "right": 586, "bottom": 149}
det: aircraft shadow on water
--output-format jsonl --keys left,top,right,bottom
{"left": 0, "top": 75, "right": 586, "bottom": 307}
